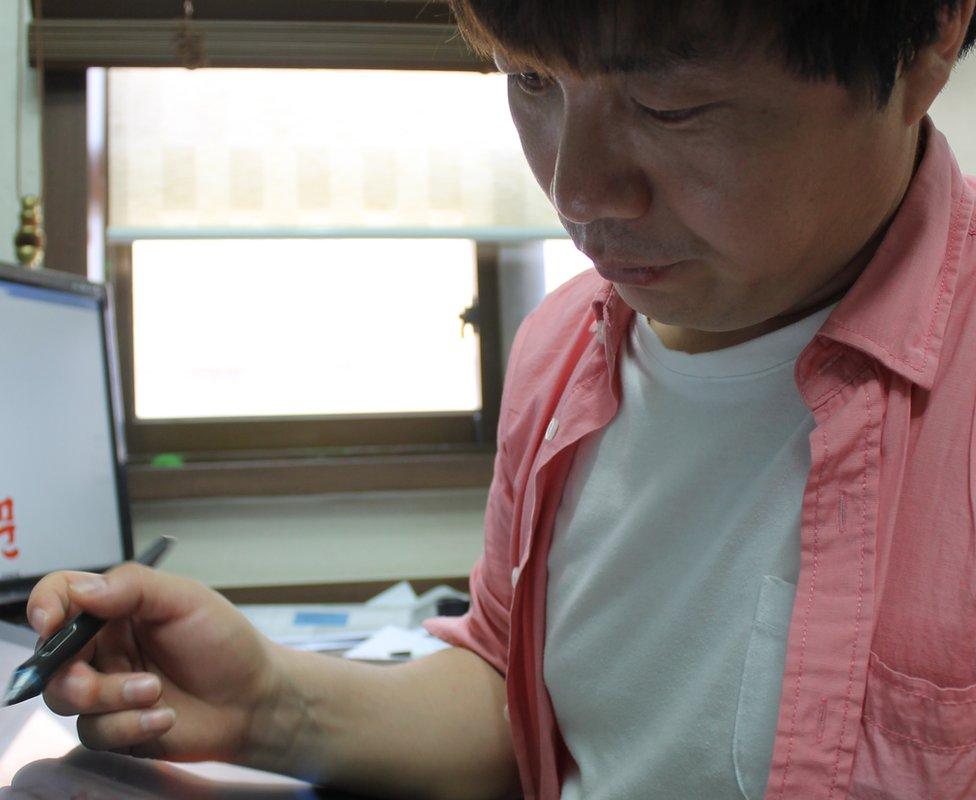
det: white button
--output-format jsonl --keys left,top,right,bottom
{"left": 511, "top": 566, "right": 520, "bottom": 587}
{"left": 502, "top": 703, "right": 510, "bottom": 722}
{"left": 544, "top": 418, "right": 559, "bottom": 441}
{"left": 588, "top": 320, "right": 598, "bottom": 334}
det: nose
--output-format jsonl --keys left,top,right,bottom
{"left": 549, "top": 104, "right": 652, "bottom": 225}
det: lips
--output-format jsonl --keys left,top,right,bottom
{"left": 591, "top": 259, "right": 682, "bottom": 287}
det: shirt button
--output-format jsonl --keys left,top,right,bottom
{"left": 544, "top": 417, "right": 559, "bottom": 441}
{"left": 502, "top": 703, "right": 510, "bottom": 722}
{"left": 511, "top": 566, "right": 520, "bottom": 587}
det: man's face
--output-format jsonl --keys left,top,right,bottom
{"left": 496, "top": 40, "right": 918, "bottom": 339}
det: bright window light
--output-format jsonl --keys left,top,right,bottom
{"left": 543, "top": 240, "right": 594, "bottom": 294}
{"left": 131, "top": 239, "right": 480, "bottom": 419}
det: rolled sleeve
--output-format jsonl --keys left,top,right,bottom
{"left": 424, "top": 444, "right": 517, "bottom": 676}
{"left": 423, "top": 311, "right": 537, "bottom": 677}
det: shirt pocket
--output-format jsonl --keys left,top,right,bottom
{"left": 733, "top": 575, "right": 796, "bottom": 800}
{"left": 848, "top": 652, "right": 976, "bottom": 800}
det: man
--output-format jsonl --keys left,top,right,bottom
{"left": 25, "top": 2, "right": 976, "bottom": 798}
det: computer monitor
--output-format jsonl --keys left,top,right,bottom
{"left": 0, "top": 262, "right": 132, "bottom": 606}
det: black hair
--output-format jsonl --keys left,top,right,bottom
{"left": 449, "top": 0, "right": 976, "bottom": 106}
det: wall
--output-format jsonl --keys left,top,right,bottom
{"left": 131, "top": 489, "right": 490, "bottom": 588}
{"left": 931, "top": 50, "right": 976, "bottom": 173}
{"left": 0, "top": 0, "right": 40, "bottom": 266}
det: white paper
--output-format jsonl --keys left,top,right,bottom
{"left": 343, "top": 625, "right": 451, "bottom": 662}
{"left": 365, "top": 580, "right": 418, "bottom": 608}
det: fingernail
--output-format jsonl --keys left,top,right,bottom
{"left": 140, "top": 708, "right": 175, "bottom": 733}
{"left": 29, "top": 608, "right": 48, "bottom": 634}
{"left": 123, "top": 676, "right": 160, "bottom": 703}
{"left": 69, "top": 576, "right": 107, "bottom": 595}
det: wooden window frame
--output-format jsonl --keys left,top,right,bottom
{"left": 109, "top": 238, "right": 503, "bottom": 460}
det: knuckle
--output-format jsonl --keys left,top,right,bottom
{"left": 72, "top": 676, "right": 99, "bottom": 709}
{"left": 107, "top": 562, "right": 148, "bottom": 598}
{"left": 112, "top": 562, "right": 145, "bottom": 582}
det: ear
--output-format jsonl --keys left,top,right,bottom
{"left": 899, "top": 0, "right": 976, "bottom": 124}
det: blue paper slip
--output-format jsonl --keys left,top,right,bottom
{"left": 294, "top": 612, "right": 349, "bottom": 627}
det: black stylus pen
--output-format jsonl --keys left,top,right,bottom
{"left": 2, "top": 535, "right": 177, "bottom": 707}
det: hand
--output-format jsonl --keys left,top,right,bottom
{"left": 0, "top": 755, "right": 158, "bottom": 799}
{"left": 26, "top": 565, "right": 278, "bottom": 764}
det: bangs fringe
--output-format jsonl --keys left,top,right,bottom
{"left": 446, "top": 0, "right": 748, "bottom": 74}
{"left": 447, "top": 0, "right": 976, "bottom": 105}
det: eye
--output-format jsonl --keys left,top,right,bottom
{"left": 634, "top": 102, "right": 707, "bottom": 125}
{"left": 510, "top": 71, "right": 553, "bottom": 94}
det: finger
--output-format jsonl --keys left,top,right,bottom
{"left": 91, "top": 618, "right": 140, "bottom": 675}
{"left": 63, "top": 562, "right": 208, "bottom": 627}
{"left": 76, "top": 706, "right": 176, "bottom": 752}
{"left": 27, "top": 571, "right": 105, "bottom": 637}
{"left": 44, "top": 660, "right": 162, "bottom": 718}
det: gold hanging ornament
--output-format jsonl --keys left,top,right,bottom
{"left": 14, "top": 195, "right": 45, "bottom": 270}
{"left": 12, "top": 0, "right": 46, "bottom": 270}
{"left": 175, "top": 0, "right": 207, "bottom": 70}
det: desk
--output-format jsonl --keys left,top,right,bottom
{"left": 2, "top": 748, "right": 371, "bottom": 799}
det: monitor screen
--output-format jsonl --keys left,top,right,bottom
{"left": 0, "top": 265, "right": 130, "bottom": 604}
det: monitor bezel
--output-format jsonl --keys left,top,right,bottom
{"left": 0, "top": 262, "right": 134, "bottom": 609}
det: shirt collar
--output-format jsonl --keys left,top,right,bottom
{"left": 817, "top": 119, "right": 973, "bottom": 389}
{"left": 591, "top": 117, "right": 974, "bottom": 391}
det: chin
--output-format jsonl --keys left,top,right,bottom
{"left": 613, "top": 283, "right": 692, "bottom": 325}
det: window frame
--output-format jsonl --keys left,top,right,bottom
{"left": 109, "top": 239, "right": 503, "bottom": 461}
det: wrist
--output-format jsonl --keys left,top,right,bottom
{"left": 235, "top": 641, "right": 312, "bottom": 775}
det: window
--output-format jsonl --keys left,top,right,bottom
{"left": 105, "top": 67, "right": 567, "bottom": 490}
{"left": 130, "top": 238, "right": 481, "bottom": 419}
{"left": 543, "top": 239, "right": 595, "bottom": 294}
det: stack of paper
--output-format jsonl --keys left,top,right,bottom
{"left": 238, "top": 581, "right": 468, "bottom": 657}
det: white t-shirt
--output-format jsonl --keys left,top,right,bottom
{"left": 544, "top": 303, "right": 837, "bottom": 800}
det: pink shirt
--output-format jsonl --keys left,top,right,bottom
{"left": 425, "top": 120, "right": 976, "bottom": 800}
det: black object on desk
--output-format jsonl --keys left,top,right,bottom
{"left": 435, "top": 597, "right": 470, "bottom": 617}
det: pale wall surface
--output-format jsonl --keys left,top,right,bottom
{"left": 131, "top": 489, "right": 490, "bottom": 588}
{"left": 932, "top": 52, "right": 976, "bottom": 174}
{"left": 0, "top": 0, "right": 40, "bottom": 265}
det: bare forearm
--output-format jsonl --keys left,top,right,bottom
{"left": 239, "top": 645, "right": 519, "bottom": 800}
